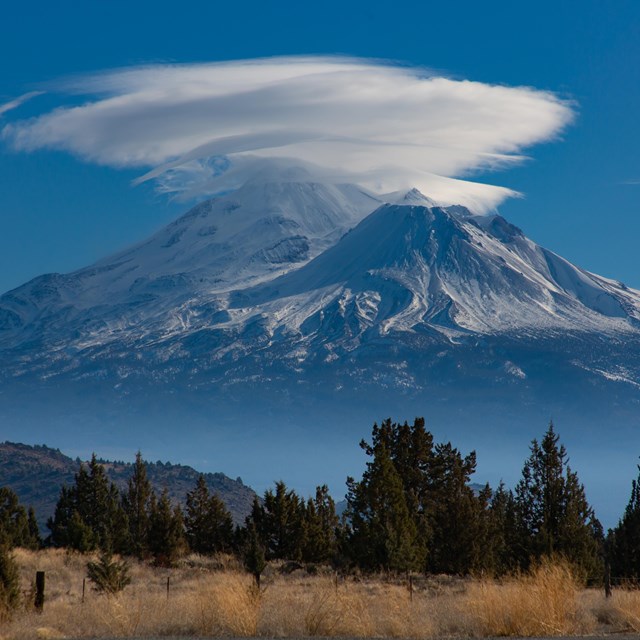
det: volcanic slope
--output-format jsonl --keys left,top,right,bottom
{"left": 2, "top": 181, "right": 640, "bottom": 390}
{"left": 1, "top": 181, "right": 640, "bottom": 455}
{"left": 0, "top": 176, "right": 381, "bottom": 353}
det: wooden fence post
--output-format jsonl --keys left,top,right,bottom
{"left": 82, "top": 578, "right": 86, "bottom": 604}
{"left": 167, "top": 575, "right": 170, "bottom": 599}
{"left": 35, "top": 571, "right": 45, "bottom": 611}
{"left": 605, "top": 561, "right": 612, "bottom": 598}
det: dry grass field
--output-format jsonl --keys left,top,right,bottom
{"left": 2, "top": 549, "right": 640, "bottom": 638}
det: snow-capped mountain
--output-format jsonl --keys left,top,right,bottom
{"left": 2, "top": 176, "right": 640, "bottom": 525}
{"left": 2, "top": 178, "right": 640, "bottom": 392}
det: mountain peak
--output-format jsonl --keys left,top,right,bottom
{"left": 382, "top": 187, "right": 440, "bottom": 208}
{"left": 2, "top": 174, "right": 640, "bottom": 400}
{"left": 227, "top": 197, "right": 640, "bottom": 341}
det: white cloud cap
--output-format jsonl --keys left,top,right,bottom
{"left": 2, "top": 56, "right": 574, "bottom": 212}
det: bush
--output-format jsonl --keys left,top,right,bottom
{"left": 87, "top": 550, "right": 131, "bottom": 595}
{"left": 0, "top": 543, "right": 20, "bottom": 620}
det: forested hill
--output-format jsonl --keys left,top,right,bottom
{"left": 0, "top": 442, "right": 256, "bottom": 531}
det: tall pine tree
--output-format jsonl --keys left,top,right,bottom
{"left": 121, "top": 451, "right": 152, "bottom": 559}
{"left": 514, "top": 423, "right": 602, "bottom": 578}
{"left": 608, "top": 461, "right": 640, "bottom": 580}
{"left": 426, "top": 443, "right": 485, "bottom": 574}
{"left": 346, "top": 440, "right": 422, "bottom": 572}
{"left": 302, "top": 485, "right": 339, "bottom": 564}
{"left": 251, "top": 481, "right": 306, "bottom": 561}
{"left": 486, "top": 482, "right": 519, "bottom": 576}
{"left": 184, "top": 475, "right": 234, "bottom": 555}
{"left": 346, "top": 418, "right": 488, "bottom": 574}
{"left": 148, "top": 489, "right": 185, "bottom": 567}
{"left": 48, "top": 455, "right": 128, "bottom": 552}
{"left": 0, "top": 487, "right": 40, "bottom": 549}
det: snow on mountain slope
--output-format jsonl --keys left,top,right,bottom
{"left": 223, "top": 200, "right": 640, "bottom": 346}
{"left": 1, "top": 181, "right": 640, "bottom": 393}
{"left": 0, "top": 177, "right": 381, "bottom": 345}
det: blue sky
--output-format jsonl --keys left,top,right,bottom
{"left": 1, "top": 1, "right": 639, "bottom": 295}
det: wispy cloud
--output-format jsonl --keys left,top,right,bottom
{"left": 1, "top": 57, "right": 574, "bottom": 212}
{"left": 0, "top": 91, "right": 44, "bottom": 117}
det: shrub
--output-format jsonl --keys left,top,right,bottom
{"left": 87, "top": 550, "right": 131, "bottom": 595}
{"left": 0, "top": 543, "right": 20, "bottom": 620}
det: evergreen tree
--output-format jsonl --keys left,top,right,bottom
{"left": 47, "top": 485, "right": 95, "bottom": 550}
{"left": 426, "top": 443, "right": 485, "bottom": 574}
{"left": 87, "top": 550, "right": 132, "bottom": 594}
{"left": 148, "top": 490, "right": 185, "bottom": 566}
{"left": 0, "top": 487, "right": 39, "bottom": 549}
{"left": 67, "top": 510, "right": 97, "bottom": 553}
{"left": 0, "top": 542, "right": 19, "bottom": 621}
{"left": 346, "top": 418, "right": 487, "bottom": 574}
{"left": 253, "top": 481, "right": 306, "bottom": 561}
{"left": 470, "top": 483, "right": 496, "bottom": 575}
{"left": 184, "top": 475, "right": 234, "bottom": 555}
{"left": 302, "top": 485, "right": 339, "bottom": 564}
{"left": 346, "top": 441, "right": 422, "bottom": 572}
{"left": 84, "top": 455, "right": 129, "bottom": 552}
{"left": 608, "top": 462, "right": 640, "bottom": 580}
{"left": 486, "top": 482, "right": 519, "bottom": 576}
{"left": 26, "top": 508, "right": 42, "bottom": 550}
{"left": 514, "top": 423, "right": 601, "bottom": 577}
{"left": 244, "top": 520, "right": 267, "bottom": 587}
{"left": 361, "top": 418, "right": 434, "bottom": 556}
{"left": 121, "top": 452, "right": 152, "bottom": 559}
{"left": 47, "top": 455, "right": 128, "bottom": 552}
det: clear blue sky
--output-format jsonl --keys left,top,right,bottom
{"left": 1, "top": 0, "right": 639, "bottom": 296}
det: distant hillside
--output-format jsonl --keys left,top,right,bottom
{"left": 0, "top": 442, "right": 256, "bottom": 533}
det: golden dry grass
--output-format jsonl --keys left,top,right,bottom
{"left": 460, "top": 560, "right": 595, "bottom": 637}
{"left": 592, "top": 587, "right": 640, "bottom": 632}
{"left": 0, "top": 548, "right": 634, "bottom": 638}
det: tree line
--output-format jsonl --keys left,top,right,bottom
{"left": 3, "top": 419, "right": 640, "bottom": 587}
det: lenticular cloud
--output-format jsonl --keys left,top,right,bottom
{"left": 1, "top": 56, "right": 573, "bottom": 212}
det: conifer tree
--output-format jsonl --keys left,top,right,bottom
{"left": 427, "top": 443, "right": 485, "bottom": 574}
{"left": 361, "top": 418, "right": 434, "bottom": 552}
{"left": 244, "top": 520, "right": 266, "bottom": 587}
{"left": 67, "top": 510, "right": 96, "bottom": 552}
{"left": 0, "top": 542, "right": 19, "bottom": 621}
{"left": 84, "top": 455, "right": 129, "bottom": 551}
{"left": 608, "top": 462, "right": 640, "bottom": 580}
{"left": 0, "top": 487, "right": 39, "bottom": 549}
{"left": 26, "top": 508, "right": 42, "bottom": 550}
{"left": 184, "top": 475, "right": 234, "bottom": 555}
{"left": 514, "top": 423, "right": 601, "bottom": 577}
{"left": 346, "top": 441, "right": 422, "bottom": 572}
{"left": 48, "top": 485, "right": 87, "bottom": 550}
{"left": 302, "top": 485, "right": 339, "bottom": 564}
{"left": 469, "top": 483, "right": 496, "bottom": 574}
{"left": 345, "top": 417, "right": 493, "bottom": 574}
{"left": 253, "top": 481, "right": 306, "bottom": 560}
{"left": 121, "top": 452, "right": 152, "bottom": 559}
{"left": 148, "top": 490, "right": 185, "bottom": 566}
{"left": 48, "top": 455, "right": 128, "bottom": 552}
{"left": 87, "top": 549, "right": 132, "bottom": 594}
{"left": 486, "top": 482, "right": 519, "bottom": 576}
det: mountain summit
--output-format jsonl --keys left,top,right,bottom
{"left": 2, "top": 180, "right": 640, "bottom": 392}
{"left": 230, "top": 200, "right": 639, "bottom": 342}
